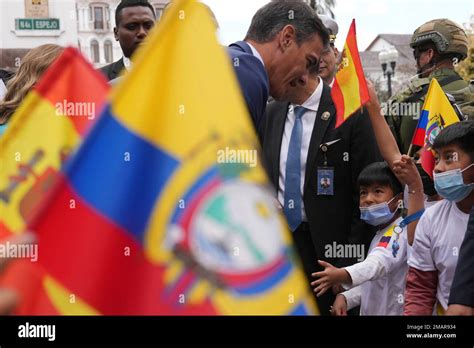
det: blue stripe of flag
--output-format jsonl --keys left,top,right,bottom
{"left": 418, "top": 109, "right": 429, "bottom": 129}
{"left": 66, "top": 105, "right": 180, "bottom": 243}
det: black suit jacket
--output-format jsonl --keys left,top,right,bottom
{"left": 98, "top": 58, "right": 125, "bottom": 82}
{"left": 449, "top": 207, "right": 474, "bottom": 307}
{"left": 261, "top": 83, "right": 380, "bottom": 269}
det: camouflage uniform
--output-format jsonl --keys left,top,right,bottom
{"left": 387, "top": 19, "right": 470, "bottom": 154}
{"left": 388, "top": 68, "right": 468, "bottom": 154}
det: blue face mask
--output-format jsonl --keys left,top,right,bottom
{"left": 360, "top": 195, "right": 399, "bottom": 227}
{"left": 433, "top": 163, "right": 474, "bottom": 202}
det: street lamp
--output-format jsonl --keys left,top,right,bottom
{"left": 378, "top": 48, "right": 398, "bottom": 98}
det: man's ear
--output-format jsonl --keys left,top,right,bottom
{"left": 279, "top": 25, "right": 297, "bottom": 51}
{"left": 427, "top": 48, "right": 436, "bottom": 63}
{"left": 113, "top": 27, "right": 119, "bottom": 41}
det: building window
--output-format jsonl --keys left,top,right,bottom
{"left": 90, "top": 3, "right": 110, "bottom": 30}
{"left": 94, "top": 7, "right": 104, "bottom": 29}
{"left": 104, "top": 41, "right": 113, "bottom": 63}
{"left": 91, "top": 40, "right": 100, "bottom": 63}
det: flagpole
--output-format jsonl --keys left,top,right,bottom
{"left": 407, "top": 143, "right": 413, "bottom": 157}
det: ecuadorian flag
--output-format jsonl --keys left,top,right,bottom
{"left": 411, "top": 78, "right": 460, "bottom": 177}
{"left": 0, "top": 48, "right": 109, "bottom": 314}
{"left": 331, "top": 19, "right": 370, "bottom": 127}
{"left": 27, "top": 0, "right": 317, "bottom": 315}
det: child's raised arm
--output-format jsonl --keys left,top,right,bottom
{"left": 365, "top": 81, "right": 402, "bottom": 171}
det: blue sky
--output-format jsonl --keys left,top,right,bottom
{"left": 203, "top": 0, "right": 473, "bottom": 50}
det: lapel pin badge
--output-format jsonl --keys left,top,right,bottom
{"left": 321, "top": 111, "right": 330, "bottom": 121}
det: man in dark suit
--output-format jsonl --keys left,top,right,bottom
{"left": 99, "top": 0, "right": 156, "bottom": 81}
{"left": 228, "top": 1, "right": 329, "bottom": 136}
{"left": 447, "top": 207, "right": 474, "bottom": 315}
{"left": 261, "top": 67, "right": 380, "bottom": 314}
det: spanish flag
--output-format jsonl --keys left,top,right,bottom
{"left": 0, "top": 48, "right": 109, "bottom": 237}
{"left": 0, "top": 48, "right": 109, "bottom": 314}
{"left": 411, "top": 78, "right": 460, "bottom": 177}
{"left": 331, "top": 19, "right": 370, "bottom": 127}
{"left": 26, "top": 0, "right": 317, "bottom": 315}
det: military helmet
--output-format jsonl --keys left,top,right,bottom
{"left": 410, "top": 19, "right": 469, "bottom": 60}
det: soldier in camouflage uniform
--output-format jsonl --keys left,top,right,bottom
{"left": 387, "top": 19, "right": 470, "bottom": 154}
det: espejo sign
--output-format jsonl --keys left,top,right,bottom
{"left": 15, "top": 18, "right": 60, "bottom": 30}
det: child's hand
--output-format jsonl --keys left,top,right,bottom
{"left": 331, "top": 294, "right": 348, "bottom": 316}
{"left": 311, "top": 260, "right": 350, "bottom": 297}
{"left": 392, "top": 155, "right": 423, "bottom": 190}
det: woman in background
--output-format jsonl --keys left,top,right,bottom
{"left": 0, "top": 44, "right": 63, "bottom": 136}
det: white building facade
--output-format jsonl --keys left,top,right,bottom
{"left": 0, "top": 0, "right": 169, "bottom": 69}
{"left": 0, "top": 0, "right": 79, "bottom": 49}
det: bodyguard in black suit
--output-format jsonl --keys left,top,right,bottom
{"left": 99, "top": 0, "right": 156, "bottom": 81}
{"left": 261, "top": 76, "right": 380, "bottom": 314}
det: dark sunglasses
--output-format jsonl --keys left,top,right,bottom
{"left": 413, "top": 47, "right": 431, "bottom": 60}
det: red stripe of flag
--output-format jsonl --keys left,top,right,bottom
{"left": 411, "top": 110, "right": 429, "bottom": 147}
{"left": 34, "top": 48, "right": 109, "bottom": 136}
{"left": 32, "top": 176, "right": 216, "bottom": 315}
{"left": 331, "top": 82, "right": 345, "bottom": 120}
{"left": 345, "top": 20, "right": 370, "bottom": 105}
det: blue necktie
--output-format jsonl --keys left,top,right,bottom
{"left": 284, "top": 106, "right": 306, "bottom": 232}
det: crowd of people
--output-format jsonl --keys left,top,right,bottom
{"left": 0, "top": 0, "right": 473, "bottom": 316}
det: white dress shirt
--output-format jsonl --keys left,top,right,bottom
{"left": 277, "top": 77, "right": 323, "bottom": 221}
{"left": 123, "top": 56, "right": 132, "bottom": 71}
{"left": 247, "top": 42, "right": 265, "bottom": 68}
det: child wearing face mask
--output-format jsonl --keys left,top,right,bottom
{"left": 405, "top": 121, "right": 474, "bottom": 315}
{"left": 363, "top": 81, "right": 428, "bottom": 247}
{"left": 311, "top": 161, "right": 425, "bottom": 315}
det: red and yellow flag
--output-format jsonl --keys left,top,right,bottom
{"left": 331, "top": 19, "right": 370, "bottom": 127}
{"left": 0, "top": 47, "right": 109, "bottom": 237}
{"left": 0, "top": 47, "right": 109, "bottom": 314}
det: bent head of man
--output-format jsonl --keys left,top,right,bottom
{"left": 245, "top": 1, "right": 329, "bottom": 102}
{"left": 114, "top": 0, "right": 156, "bottom": 59}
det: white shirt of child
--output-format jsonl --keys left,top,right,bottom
{"left": 408, "top": 199, "right": 469, "bottom": 311}
{"left": 342, "top": 217, "right": 408, "bottom": 315}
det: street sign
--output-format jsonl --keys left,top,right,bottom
{"left": 15, "top": 18, "right": 60, "bottom": 30}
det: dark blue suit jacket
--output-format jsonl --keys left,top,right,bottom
{"left": 228, "top": 41, "right": 269, "bottom": 136}
{"left": 449, "top": 207, "right": 474, "bottom": 307}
